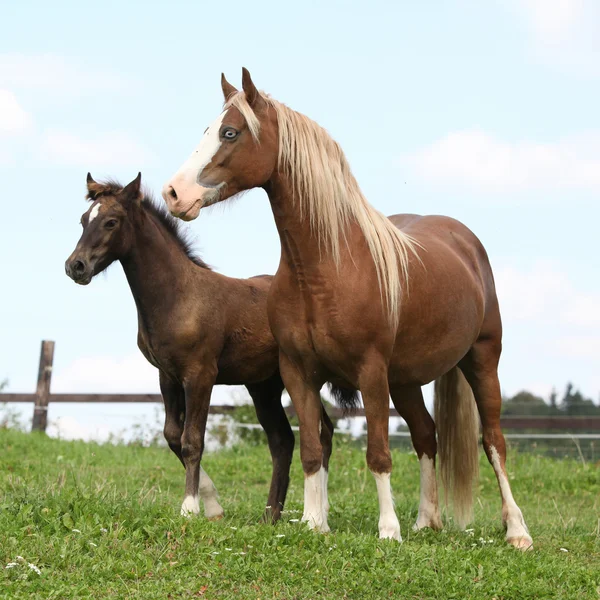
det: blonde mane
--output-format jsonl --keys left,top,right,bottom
{"left": 226, "top": 91, "right": 421, "bottom": 326}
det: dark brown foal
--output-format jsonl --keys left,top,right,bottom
{"left": 65, "top": 173, "right": 333, "bottom": 523}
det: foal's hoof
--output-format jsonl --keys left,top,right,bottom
{"left": 507, "top": 535, "right": 534, "bottom": 551}
{"left": 261, "top": 508, "right": 281, "bottom": 525}
{"left": 207, "top": 513, "right": 224, "bottom": 522}
{"left": 412, "top": 513, "right": 443, "bottom": 532}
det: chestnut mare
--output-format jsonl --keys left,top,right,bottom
{"left": 162, "top": 69, "right": 532, "bottom": 549}
{"left": 65, "top": 173, "right": 335, "bottom": 523}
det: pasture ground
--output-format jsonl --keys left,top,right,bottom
{"left": 0, "top": 428, "right": 599, "bottom": 599}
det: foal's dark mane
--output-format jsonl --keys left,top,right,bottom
{"left": 87, "top": 179, "right": 210, "bottom": 270}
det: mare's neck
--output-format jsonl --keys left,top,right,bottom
{"left": 264, "top": 171, "right": 356, "bottom": 273}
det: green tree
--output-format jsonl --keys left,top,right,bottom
{"left": 559, "top": 382, "right": 600, "bottom": 416}
{"left": 501, "top": 390, "right": 551, "bottom": 416}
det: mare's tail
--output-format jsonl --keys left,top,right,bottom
{"left": 434, "top": 366, "right": 480, "bottom": 528}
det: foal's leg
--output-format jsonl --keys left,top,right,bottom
{"left": 279, "top": 353, "right": 329, "bottom": 533}
{"left": 179, "top": 368, "right": 224, "bottom": 520}
{"left": 360, "top": 360, "right": 401, "bottom": 541}
{"left": 160, "top": 372, "right": 223, "bottom": 519}
{"left": 390, "top": 385, "right": 442, "bottom": 531}
{"left": 460, "top": 340, "right": 533, "bottom": 550}
{"left": 320, "top": 407, "right": 335, "bottom": 517}
{"left": 246, "top": 375, "right": 295, "bottom": 524}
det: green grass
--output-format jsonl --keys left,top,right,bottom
{"left": 0, "top": 429, "right": 599, "bottom": 599}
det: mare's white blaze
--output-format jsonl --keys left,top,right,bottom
{"left": 181, "top": 494, "right": 200, "bottom": 517}
{"left": 176, "top": 111, "right": 226, "bottom": 184}
{"left": 372, "top": 471, "right": 401, "bottom": 541}
{"left": 198, "top": 467, "right": 224, "bottom": 519}
{"left": 489, "top": 446, "right": 531, "bottom": 545}
{"left": 302, "top": 466, "right": 330, "bottom": 533}
{"left": 414, "top": 455, "right": 441, "bottom": 531}
{"left": 88, "top": 202, "right": 101, "bottom": 224}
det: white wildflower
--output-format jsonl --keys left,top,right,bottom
{"left": 276, "top": 534, "right": 285, "bottom": 538}
{"left": 28, "top": 563, "right": 41, "bottom": 575}
{"left": 560, "top": 548, "right": 569, "bottom": 553}
{"left": 72, "top": 529, "right": 81, "bottom": 534}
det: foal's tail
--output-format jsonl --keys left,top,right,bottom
{"left": 434, "top": 366, "right": 480, "bottom": 529}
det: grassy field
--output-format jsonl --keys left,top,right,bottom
{"left": 0, "top": 429, "right": 599, "bottom": 599}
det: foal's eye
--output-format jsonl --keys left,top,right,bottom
{"left": 104, "top": 219, "right": 118, "bottom": 230}
{"left": 221, "top": 127, "right": 238, "bottom": 140}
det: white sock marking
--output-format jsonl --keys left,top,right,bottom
{"left": 414, "top": 455, "right": 441, "bottom": 531}
{"left": 372, "top": 471, "right": 401, "bottom": 541}
{"left": 181, "top": 494, "right": 200, "bottom": 517}
{"left": 489, "top": 446, "right": 531, "bottom": 544}
{"left": 302, "top": 466, "right": 330, "bottom": 533}
{"left": 88, "top": 202, "right": 101, "bottom": 223}
{"left": 198, "top": 466, "right": 224, "bottom": 519}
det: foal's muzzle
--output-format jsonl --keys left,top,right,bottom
{"left": 65, "top": 257, "right": 93, "bottom": 285}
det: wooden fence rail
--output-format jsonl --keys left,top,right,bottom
{"left": 3, "top": 341, "right": 600, "bottom": 433}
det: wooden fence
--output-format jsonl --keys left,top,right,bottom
{"left": 3, "top": 341, "right": 600, "bottom": 434}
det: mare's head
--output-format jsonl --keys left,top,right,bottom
{"left": 162, "top": 68, "right": 278, "bottom": 221}
{"left": 65, "top": 173, "right": 142, "bottom": 284}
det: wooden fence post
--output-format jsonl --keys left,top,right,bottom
{"left": 31, "top": 340, "right": 55, "bottom": 433}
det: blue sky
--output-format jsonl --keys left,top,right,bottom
{"left": 1, "top": 0, "right": 599, "bottom": 440}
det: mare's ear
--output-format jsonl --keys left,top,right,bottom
{"left": 241, "top": 67, "right": 266, "bottom": 110}
{"left": 122, "top": 172, "right": 143, "bottom": 204}
{"left": 221, "top": 73, "right": 238, "bottom": 103}
{"left": 86, "top": 172, "right": 105, "bottom": 200}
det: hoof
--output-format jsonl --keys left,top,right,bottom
{"left": 207, "top": 512, "right": 224, "bottom": 522}
{"left": 507, "top": 535, "right": 533, "bottom": 551}
{"left": 302, "top": 513, "right": 330, "bottom": 534}
{"left": 379, "top": 520, "right": 402, "bottom": 542}
{"left": 412, "top": 514, "right": 443, "bottom": 532}
{"left": 261, "top": 508, "right": 281, "bottom": 525}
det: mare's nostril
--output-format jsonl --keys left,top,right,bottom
{"left": 168, "top": 186, "right": 177, "bottom": 201}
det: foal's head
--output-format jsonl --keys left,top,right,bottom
{"left": 162, "top": 68, "right": 278, "bottom": 221}
{"left": 65, "top": 173, "right": 142, "bottom": 285}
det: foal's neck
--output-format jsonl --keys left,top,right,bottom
{"left": 120, "top": 207, "right": 201, "bottom": 318}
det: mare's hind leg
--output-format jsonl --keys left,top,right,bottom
{"left": 160, "top": 372, "right": 223, "bottom": 520}
{"left": 246, "top": 375, "right": 295, "bottom": 524}
{"left": 360, "top": 358, "right": 401, "bottom": 541}
{"left": 390, "top": 384, "right": 442, "bottom": 531}
{"left": 460, "top": 339, "right": 533, "bottom": 550}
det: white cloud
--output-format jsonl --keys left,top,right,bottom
{"left": 0, "top": 53, "right": 131, "bottom": 95}
{"left": 555, "top": 335, "right": 600, "bottom": 359}
{"left": 513, "top": 0, "right": 600, "bottom": 76}
{"left": 0, "top": 89, "right": 33, "bottom": 134}
{"left": 400, "top": 130, "right": 600, "bottom": 193}
{"left": 52, "top": 353, "right": 159, "bottom": 393}
{"left": 39, "top": 129, "right": 156, "bottom": 168}
{"left": 495, "top": 261, "right": 600, "bottom": 328}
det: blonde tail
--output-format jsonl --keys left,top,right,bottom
{"left": 434, "top": 366, "right": 480, "bottom": 528}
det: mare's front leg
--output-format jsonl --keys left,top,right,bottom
{"left": 361, "top": 357, "right": 401, "bottom": 541}
{"left": 179, "top": 366, "right": 223, "bottom": 520}
{"left": 279, "top": 353, "right": 329, "bottom": 533}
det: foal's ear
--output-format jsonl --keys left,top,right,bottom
{"left": 86, "top": 172, "right": 104, "bottom": 200}
{"left": 241, "top": 67, "right": 263, "bottom": 108}
{"left": 122, "top": 172, "right": 143, "bottom": 203}
{"left": 221, "top": 73, "right": 238, "bottom": 103}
